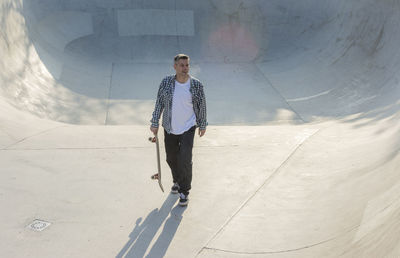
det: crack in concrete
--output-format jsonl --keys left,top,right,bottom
{"left": 196, "top": 127, "right": 321, "bottom": 256}
{"left": 254, "top": 64, "right": 307, "bottom": 123}
{"left": 1, "top": 125, "right": 66, "bottom": 150}
{"left": 105, "top": 62, "right": 115, "bottom": 125}
{"left": 200, "top": 197, "right": 400, "bottom": 256}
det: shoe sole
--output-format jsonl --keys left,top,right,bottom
{"left": 179, "top": 200, "right": 188, "bottom": 206}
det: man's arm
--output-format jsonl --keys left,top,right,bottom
{"left": 150, "top": 81, "right": 165, "bottom": 135}
{"left": 196, "top": 82, "right": 207, "bottom": 136}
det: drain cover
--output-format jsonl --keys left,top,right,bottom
{"left": 28, "top": 220, "right": 51, "bottom": 232}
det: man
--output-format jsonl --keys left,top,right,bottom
{"left": 150, "top": 54, "right": 207, "bottom": 206}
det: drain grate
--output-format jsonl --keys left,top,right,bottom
{"left": 27, "top": 219, "right": 51, "bottom": 232}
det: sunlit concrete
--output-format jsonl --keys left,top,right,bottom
{"left": 0, "top": 0, "right": 399, "bottom": 257}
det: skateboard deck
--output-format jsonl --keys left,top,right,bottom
{"left": 149, "top": 135, "right": 164, "bottom": 192}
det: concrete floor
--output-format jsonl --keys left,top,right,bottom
{"left": 1, "top": 0, "right": 400, "bottom": 257}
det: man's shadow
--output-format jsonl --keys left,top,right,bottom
{"left": 116, "top": 194, "right": 186, "bottom": 258}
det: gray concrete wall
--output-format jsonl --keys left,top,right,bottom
{"left": 1, "top": 0, "right": 399, "bottom": 124}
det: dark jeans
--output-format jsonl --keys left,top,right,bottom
{"left": 164, "top": 126, "right": 196, "bottom": 196}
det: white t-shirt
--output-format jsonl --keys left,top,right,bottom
{"left": 171, "top": 79, "right": 196, "bottom": 135}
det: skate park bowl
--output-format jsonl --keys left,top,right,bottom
{"left": 1, "top": 0, "right": 400, "bottom": 257}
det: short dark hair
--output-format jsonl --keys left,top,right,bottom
{"left": 174, "top": 54, "right": 190, "bottom": 63}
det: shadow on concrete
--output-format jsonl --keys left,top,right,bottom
{"left": 116, "top": 194, "right": 186, "bottom": 258}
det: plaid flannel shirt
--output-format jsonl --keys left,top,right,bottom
{"left": 151, "top": 75, "right": 208, "bottom": 134}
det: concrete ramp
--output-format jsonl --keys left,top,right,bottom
{"left": 1, "top": 0, "right": 399, "bottom": 257}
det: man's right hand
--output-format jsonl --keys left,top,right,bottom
{"left": 150, "top": 126, "right": 159, "bottom": 135}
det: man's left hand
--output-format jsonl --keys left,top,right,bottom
{"left": 199, "top": 129, "right": 206, "bottom": 137}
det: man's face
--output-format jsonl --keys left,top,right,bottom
{"left": 174, "top": 58, "right": 190, "bottom": 76}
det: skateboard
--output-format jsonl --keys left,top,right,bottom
{"left": 148, "top": 135, "right": 164, "bottom": 192}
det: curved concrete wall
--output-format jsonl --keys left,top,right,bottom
{"left": 1, "top": 0, "right": 399, "bottom": 125}
{"left": 1, "top": 0, "right": 400, "bottom": 257}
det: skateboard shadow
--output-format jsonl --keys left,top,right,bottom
{"left": 116, "top": 194, "right": 186, "bottom": 258}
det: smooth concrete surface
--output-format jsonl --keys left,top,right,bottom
{"left": 1, "top": 0, "right": 400, "bottom": 257}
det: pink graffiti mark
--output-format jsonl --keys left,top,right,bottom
{"left": 209, "top": 22, "right": 259, "bottom": 62}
